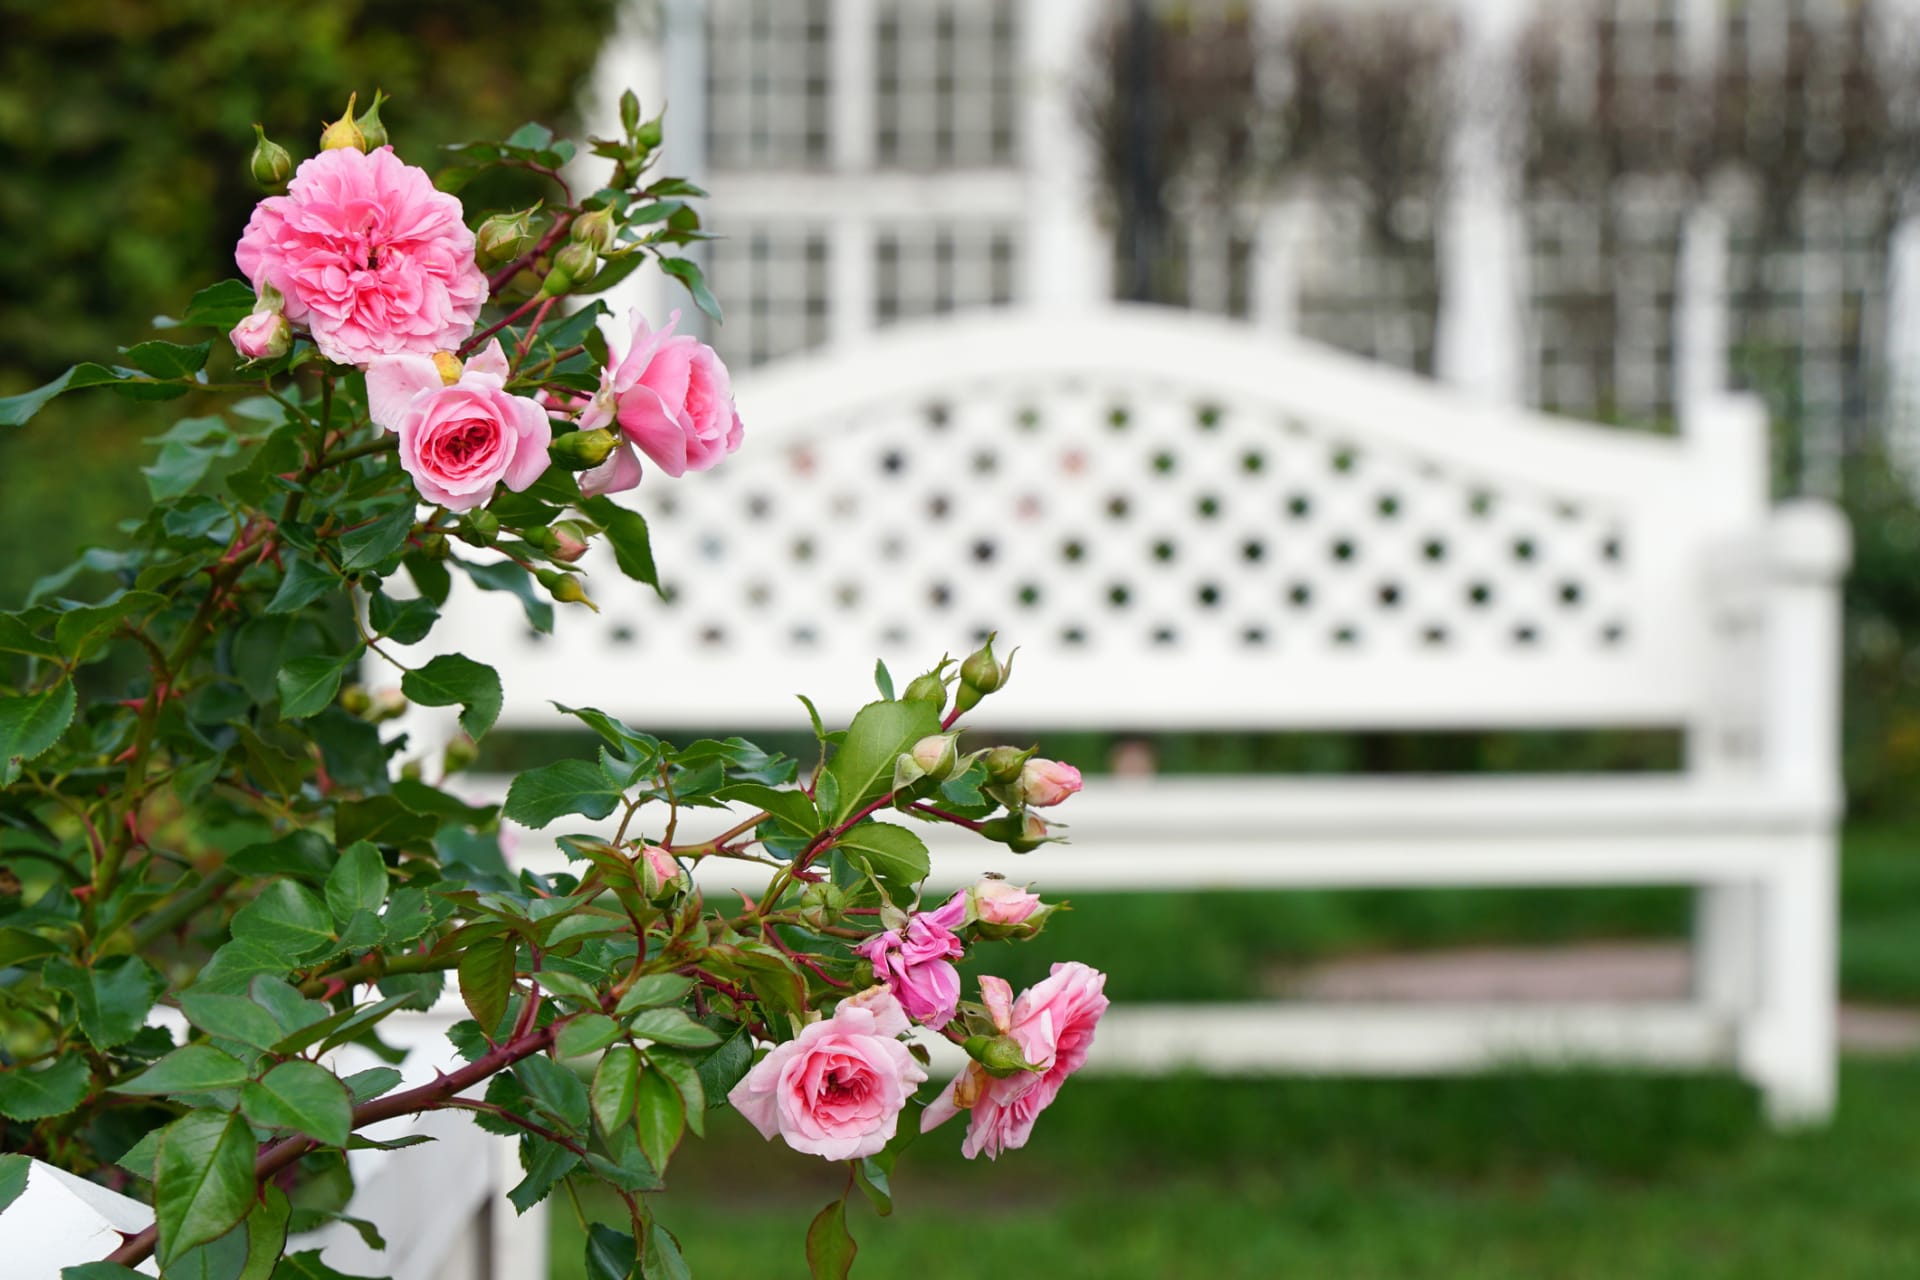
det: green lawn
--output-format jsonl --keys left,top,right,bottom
{"left": 551, "top": 823, "right": 1920, "bottom": 1278}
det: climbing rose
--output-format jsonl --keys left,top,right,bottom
{"left": 921, "top": 962, "right": 1109, "bottom": 1160}
{"left": 366, "top": 340, "right": 550, "bottom": 511}
{"left": 854, "top": 894, "right": 967, "bottom": 1029}
{"left": 229, "top": 311, "right": 291, "bottom": 361}
{"left": 581, "top": 309, "right": 743, "bottom": 477}
{"left": 969, "top": 878, "right": 1042, "bottom": 926}
{"left": 1019, "top": 758, "right": 1082, "bottom": 808}
{"left": 235, "top": 146, "right": 487, "bottom": 366}
{"left": 728, "top": 988, "right": 927, "bottom": 1161}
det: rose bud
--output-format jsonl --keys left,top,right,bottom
{"left": 249, "top": 124, "right": 293, "bottom": 190}
{"left": 640, "top": 845, "right": 687, "bottom": 900}
{"left": 230, "top": 311, "right": 291, "bottom": 361}
{"left": 969, "top": 877, "right": 1042, "bottom": 926}
{"left": 982, "top": 744, "right": 1035, "bottom": 785}
{"left": 442, "top": 733, "right": 479, "bottom": 776}
{"left": 549, "top": 427, "right": 622, "bottom": 470}
{"left": 538, "top": 567, "right": 597, "bottom": 611}
{"left": 963, "top": 1034, "right": 1037, "bottom": 1079}
{"left": 902, "top": 666, "right": 950, "bottom": 712}
{"left": 1019, "top": 758, "right": 1082, "bottom": 808}
{"left": 540, "top": 241, "right": 598, "bottom": 298}
{"left": 476, "top": 206, "right": 542, "bottom": 265}
{"left": 355, "top": 88, "right": 390, "bottom": 151}
{"left": 956, "top": 634, "right": 1014, "bottom": 712}
{"left": 910, "top": 734, "right": 958, "bottom": 781}
{"left": 571, "top": 205, "right": 617, "bottom": 254}
{"left": 799, "top": 880, "right": 848, "bottom": 931}
{"left": 319, "top": 92, "right": 367, "bottom": 152}
{"left": 550, "top": 520, "right": 591, "bottom": 563}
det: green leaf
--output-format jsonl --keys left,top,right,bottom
{"left": 44, "top": 955, "right": 163, "bottom": 1050}
{"left": 182, "top": 279, "right": 260, "bottom": 328}
{"left": 644, "top": 1224, "right": 693, "bottom": 1280}
{"left": 591, "top": 1044, "right": 639, "bottom": 1137}
{"left": 156, "top": 1109, "right": 256, "bottom": 1265}
{"left": 142, "top": 415, "right": 234, "bottom": 500}
{"left": 241, "top": 1061, "right": 352, "bottom": 1148}
{"left": 337, "top": 506, "right": 414, "bottom": 573}
{"left": 61, "top": 1266, "right": 149, "bottom": 1280}
{"left": 714, "top": 782, "right": 820, "bottom": 838}
{"left": 54, "top": 589, "right": 166, "bottom": 659}
{"left": 401, "top": 654, "right": 502, "bottom": 739}
{"left": 556, "top": 1013, "right": 622, "bottom": 1059}
{"left": 689, "top": 1023, "right": 753, "bottom": 1107}
{"left": 805, "top": 1197, "right": 857, "bottom": 1280}
{"left": 516, "top": 1052, "right": 590, "bottom": 1132}
{"left": 462, "top": 558, "right": 554, "bottom": 633}
{"left": 0, "top": 612, "right": 59, "bottom": 660}
{"left": 584, "top": 1223, "right": 638, "bottom": 1280}
{"left": 578, "top": 496, "right": 660, "bottom": 593}
{"left": 277, "top": 652, "right": 356, "bottom": 720}
{"left": 230, "top": 880, "right": 335, "bottom": 959}
{"left": 333, "top": 795, "right": 437, "bottom": 848}
{"left": 507, "top": 1139, "right": 580, "bottom": 1214}
{"left": 627, "top": 1007, "right": 721, "bottom": 1048}
{"left": 249, "top": 976, "right": 329, "bottom": 1037}
{"left": 854, "top": 1155, "right": 893, "bottom": 1216}
{"left": 503, "top": 758, "right": 625, "bottom": 828}
{"left": 0, "top": 1152, "right": 27, "bottom": 1215}
{"left": 657, "top": 256, "right": 722, "bottom": 324}
{"left": 457, "top": 935, "right": 517, "bottom": 1032}
{"left": 634, "top": 1064, "right": 684, "bottom": 1171}
{"left": 324, "top": 841, "right": 388, "bottom": 924}
{"left": 834, "top": 822, "right": 931, "bottom": 897}
{"left": 181, "top": 990, "right": 291, "bottom": 1051}
{"left": 123, "top": 338, "right": 213, "bottom": 378}
{"left": 824, "top": 699, "right": 940, "bottom": 824}
{"left": 367, "top": 588, "right": 437, "bottom": 644}
{"left": 613, "top": 973, "right": 695, "bottom": 1014}
{"left": 649, "top": 1052, "right": 706, "bottom": 1137}
{"left": 0, "top": 1054, "right": 90, "bottom": 1120}
{"left": 0, "top": 362, "right": 132, "bottom": 426}
{"left": 265, "top": 557, "right": 341, "bottom": 615}
{"left": 874, "top": 659, "right": 895, "bottom": 700}
{"left": 228, "top": 830, "right": 334, "bottom": 881}
{"left": 0, "top": 680, "right": 77, "bottom": 772}
{"left": 343, "top": 1067, "right": 404, "bottom": 1103}
{"left": 111, "top": 1045, "right": 250, "bottom": 1096}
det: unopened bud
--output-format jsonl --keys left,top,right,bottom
{"left": 249, "top": 124, "right": 293, "bottom": 189}
{"left": 970, "top": 876, "right": 1043, "bottom": 927}
{"left": 909, "top": 734, "right": 958, "bottom": 782}
{"left": 355, "top": 88, "right": 390, "bottom": 150}
{"left": 416, "top": 531, "right": 450, "bottom": 560}
{"left": 902, "top": 659, "right": 952, "bottom": 711}
{"left": 368, "top": 688, "right": 410, "bottom": 722}
{"left": 431, "top": 351, "right": 464, "bottom": 385}
{"left": 457, "top": 509, "right": 499, "bottom": 546}
{"left": 230, "top": 311, "right": 291, "bottom": 361}
{"left": 549, "top": 427, "right": 621, "bottom": 470}
{"left": 476, "top": 206, "right": 542, "bottom": 265}
{"left": 538, "top": 567, "right": 597, "bottom": 611}
{"left": 639, "top": 845, "right": 688, "bottom": 901}
{"left": 955, "top": 634, "right": 1014, "bottom": 713}
{"left": 982, "top": 745, "right": 1034, "bottom": 784}
{"left": 339, "top": 685, "right": 372, "bottom": 715}
{"left": 636, "top": 118, "right": 663, "bottom": 150}
{"left": 442, "top": 733, "right": 479, "bottom": 776}
{"left": 540, "top": 241, "right": 598, "bottom": 298}
{"left": 1019, "top": 758, "right": 1083, "bottom": 808}
{"left": 963, "top": 1034, "right": 1037, "bottom": 1078}
{"left": 980, "top": 811, "right": 1051, "bottom": 854}
{"left": 620, "top": 90, "right": 642, "bottom": 138}
{"left": 550, "top": 520, "right": 591, "bottom": 563}
{"left": 320, "top": 93, "right": 367, "bottom": 153}
{"left": 571, "top": 205, "right": 617, "bottom": 254}
{"left": 798, "top": 880, "right": 848, "bottom": 931}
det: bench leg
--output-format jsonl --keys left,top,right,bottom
{"left": 1743, "top": 834, "right": 1838, "bottom": 1127}
{"left": 1694, "top": 881, "right": 1760, "bottom": 1012}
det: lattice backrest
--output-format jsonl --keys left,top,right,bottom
{"left": 428, "top": 308, "right": 1765, "bottom": 733}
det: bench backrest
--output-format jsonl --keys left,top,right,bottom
{"left": 435, "top": 306, "right": 1768, "bottom": 734}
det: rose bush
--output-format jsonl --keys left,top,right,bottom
{"left": 0, "top": 94, "right": 1105, "bottom": 1279}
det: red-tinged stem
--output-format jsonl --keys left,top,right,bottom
{"left": 513, "top": 297, "right": 558, "bottom": 370}
{"left": 462, "top": 295, "right": 547, "bottom": 356}
{"left": 487, "top": 217, "right": 574, "bottom": 293}
{"left": 105, "top": 1017, "right": 563, "bottom": 1267}
{"left": 909, "top": 802, "right": 985, "bottom": 833}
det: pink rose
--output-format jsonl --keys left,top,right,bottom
{"left": 640, "top": 845, "right": 685, "bottom": 897}
{"left": 235, "top": 146, "right": 487, "bottom": 367}
{"left": 969, "top": 878, "right": 1042, "bottom": 926}
{"left": 921, "top": 963, "right": 1109, "bottom": 1160}
{"left": 853, "top": 899, "right": 966, "bottom": 1030}
{"left": 1020, "top": 758, "right": 1082, "bottom": 808}
{"left": 581, "top": 309, "right": 743, "bottom": 477}
{"left": 230, "top": 311, "right": 291, "bottom": 361}
{"left": 727, "top": 988, "right": 927, "bottom": 1160}
{"left": 366, "top": 340, "right": 550, "bottom": 511}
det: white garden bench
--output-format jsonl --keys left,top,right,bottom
{"left": 416, "top": 305, "right": 1849, "bottom": 1125}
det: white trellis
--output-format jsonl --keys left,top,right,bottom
{"left": 395, "top": 306, "right": 1849, "bottom": 1124}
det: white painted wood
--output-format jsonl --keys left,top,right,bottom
{"left": 1023, "top": 0, "right": 1108, "bottom": 307}
{"left": 3, "top": 1159, "right": 159, "bottom": 1277}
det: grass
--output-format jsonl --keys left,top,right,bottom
{"left": 547, "top": 822, "right": 1920, "bottom": 1277}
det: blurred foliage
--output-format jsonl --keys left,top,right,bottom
{"left": 0, "top": 0, "right": 622, "bottom": 603}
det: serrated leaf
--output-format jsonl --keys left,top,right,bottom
{"left": 266, "top": 557, "right": 340, "bottom": 615}
{"left": 556, "top": 1013, "right": 622, "bottom": 1058}
{"left": 240, "top": 1061, "right": 352, "bottom": 1148}
{"left": 824, "top": 699, "right": 940, "bottom": 824}
{"left": 277, "top": 652, "right": 355, "bottom": 719}
{"left": 111, "top": 1045, "right": 250, "bottom": 1096}
{"left": 645, "top": 1223, "right": 693, "bottom": 1280}
{"left": 627, "top": 1007, "right": 721, "bottom": 1048}
{"left": 689, "top": 1024, "right": 752, "bottom": 1107}
{"left": 633, "top": 1064, "right": 684, "bottom": 1172}
{"left": 834, "top": 822, "right": 931, "bottom": 897}
{"left": 342, "top": 1067, "right": 404, "bottom": 1104}
{"left": 457, "top": 936, "right": 517, "bottom": 1033}
{"left": 503, "top": 758, "right": 625, "bottom": 828}
{"left": 401, "top": 654, "right": 502, "bottom": 739}
{"left": 585, "top": 1223, "right": 638, "bottom": 1280}
{"left": 180, "top": 990, "right": 285, "bottom": 1050}
{"left": 805, "top": 1197, "right": 857, "bottom": 1280}
{"left": 181, "top": 279, "right": 260, "bottom": 328}
{"left": 337, "top": 506, "right": 414, "bottom": 573}
{"left": 123, "top": 338, "right": 212, "bottom": 378}
{"left": 578, "top": 497, "right": 659, "bottom": 593}
{"left": 657, "top": 256, "right": 722, "bottom": 324}
{"left": 591, "top": 1044, "right": 639, "bottom": 1137}
{"left": 43, "top": 955, "right": 163, "bottom": 1050}
{"left": 156, "top": 1110, "right": 256, "bottom": 1265}
{"left": 333, "top": 795, "right": 437, "bottom": 848}
{"left": 517, "top": 1052, "right": 590, "bottom": 1133}
{"left": 230, "top": 880, "right": 335, "bottom": 958}
{"left": 0, "top": 362, "right": 136, "bottom": 426}
{"left": 614, "top": 974, "right": 695, "bottom": 1014}
{"left": 507, "top": 1138, "right": 579, "bottom": 1215}
{"left": 60, "top": 1266, "right": 148, "bottom": 1280}
{"left": 324, "top": 841, "right": 388, "bottom": 923}
{"left": 0, "top": 680, "right": 76, "bottom": 771}
{"left": 462, "top": 558, "right": 553, "bottom": 633}
{"left": 0, "top": 1055, "right": 91, "bottom": 1120}
{"left": 53, "top": 590, "right": 166, "bottom": 659}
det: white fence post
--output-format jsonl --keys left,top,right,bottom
{"left": 1025, "top": 0, "right": 1109, "bottom": 309}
